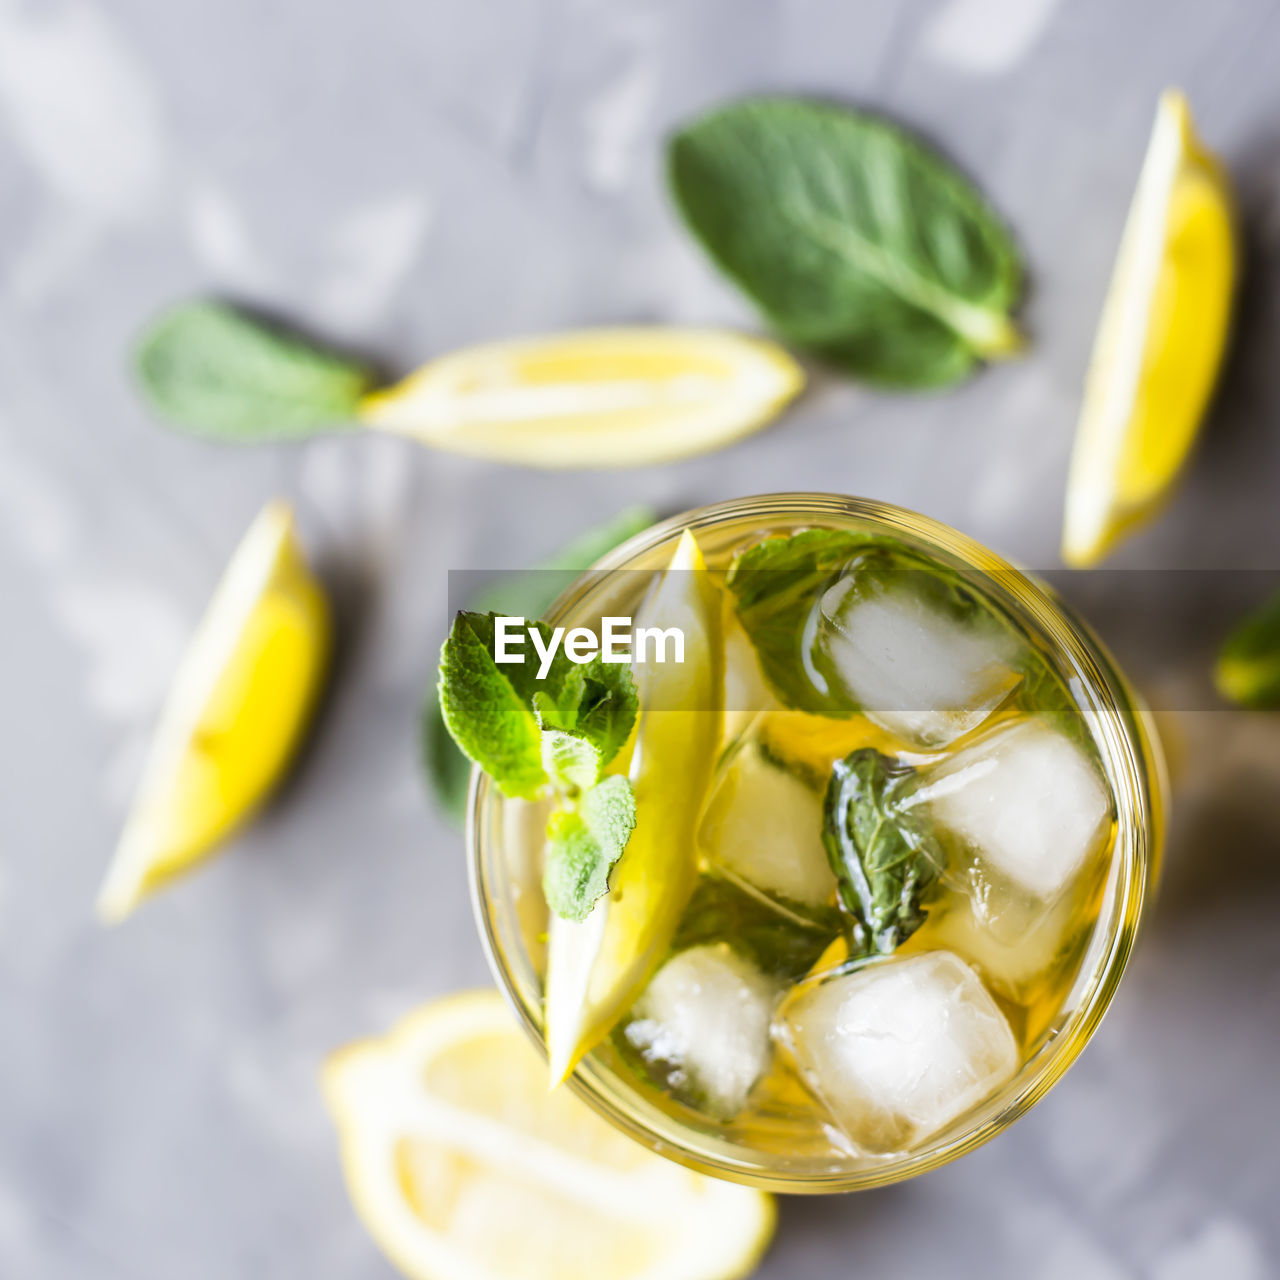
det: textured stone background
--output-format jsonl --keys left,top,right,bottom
{"left": 2, "top": 0, "right": 1280, "bottom": 1275}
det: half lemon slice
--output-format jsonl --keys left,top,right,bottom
{"left": 545, "top": 530, "right": 722, "bottom": 1083}
{"left": 323, "top": 990, "right": 775, "bottom": 1280}
{"left": 1062, "top": 89, "right": 1236, "bottom": 567}
{"left": 97, "top": 501, "right": 330, "bottom": 923}
{"left": 359, "top": 329, "right": 803, "bottom": 468}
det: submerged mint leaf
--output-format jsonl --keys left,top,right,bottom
{"left": 823, "top": 749, "right": 945, "bottom": 955}
{"left": 1217, "top": 587, "right": 1280, "bottom": 708}
{"left": 728, "top": 528, "right": 1095, "bottom": 754}
{"left": 543, "top": 775, "right": 637, "bottom": 922}
{"left": 437, "top": 612, "right": 548, "bottom": 799}
{"left": 424, "top": 507, "right": 656, "bottom": 824}
{"left": 672, "top": 874, "right": 839, "bottom": 983}
{"left": 135, "top": 301, "right": 374, "bottom": 441}
{"left": 725, "top": 528, "right": 873, "bottom": 715}
{"left": 668, "top": 98, "right": 1022, "bottom": 388}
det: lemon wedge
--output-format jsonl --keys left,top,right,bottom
{"left": 359, "top": 329, "right": 803, "bottom": 468}
{"left": 323, "top": 990, "right": 775, "bottom": 1280}
{"left": 97, "top": 501, "right": 330, "bottom": 923}
{"left": 545, "top": 530, "right": 721, "bottom": 1084}
{"left": 1062, "top": 89, "right": 1236, "bottom": 567}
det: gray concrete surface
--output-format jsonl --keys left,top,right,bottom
{"left": 2, "top": 0, "right": 1280, "bottom": 1276}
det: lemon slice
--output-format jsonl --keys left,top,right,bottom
{"left": 359, "top": 329, "right": 803, "bottom": 468}
{"left": 97, "top": 501, "right": 330, "bottom": 923}
{"left": 323, "top": 990, "right": 775, "bottom": 1280}
{"left": 546, "top": 530, "right": 722, "bottom": 1083}
{"left": 1062, "top": 89, "right": 1236, "bottom": 567}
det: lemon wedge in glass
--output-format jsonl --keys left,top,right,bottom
{"left": 323, "top": 990, "right": 775, "bottom": 1280}
{"left": 1061, "top": 89, "right": 1236, "bottom": 567}
{"left": 545, "top": 530, "right": 721, "bottom": 1084}
{"left": 359, "top": 329, "right": 803, "bottom": 468}
{"left": 97, "top": 500, "right": 330, "bottom": 923}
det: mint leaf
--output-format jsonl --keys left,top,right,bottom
{"left": 537, "top": 658, "right": 638, "bottom": 767}
{"left": 672, "top": 873, "right": 839, "bottom": 983}
{"left": 727, "top": 529, "right": 1094, "bottom": 754}
{"left": 543, "top": 776, "right": 637, "bottom": 922}
{"left": 1217, "top": 587, "right": 1280, "bottom": 708}
{"left": 725, "top": 528, "right": 873, "bottom": 714}
{"left": 423, "top": 507, "right": 655, "bottom": 824}
{"left": 437, "top": 613, "right": 547, "bottom": 799}
{"left": 823, "top": 749, "right": 945, "bottom": 955}
{"left": 541, "top": 729, "right": 601, "bottom": 794}
{"left": 669, "top": 98, "right": 1022, "bottom": 387}
{"left": 437, "top": 608, "right": 638, "bottom": 801}
{"left": 135, "top": 301, "right": 374, "bottom": 441}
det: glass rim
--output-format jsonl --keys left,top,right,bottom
{"left": 468, "top": 492, "right": 1163, "bottom": 1193}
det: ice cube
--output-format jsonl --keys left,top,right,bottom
{"left": 699, "top": 740, "right": 837, "bottom": 913}
{"left": 624, "top": 943, "right": 778, "bottom": 1117}
{"left": 775, "top": 951, "right": 1018, "bottom": 1153}
{"left": 816, "top": 567, "right": 1021, "bottom": 749}
{"left": 914, "top": 719, "right": 1111, "bottom": 931}
{"left": 905, "top": 885, "right": 1094, "bottom": 1005}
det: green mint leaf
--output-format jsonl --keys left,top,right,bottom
{"left": 668, "top": 98, "right": 1023, "bottom": 388}
{"left": 823, "top": 749, "right": 945, "bottom": 954}
{"left": 437, "top": 612, "right": 547, "bottom": 799}
{"left": 135, "top": 300, "right": 374, "bottom": 441}
{"left": 543, "top": 775, "right": 637, "bottom": 922}
{"left": 672, "top": 873, "right": 840, "bottom": 983}
{"left": 727, "top": 529, "right": 1095, "bottom": 753}
{"left": 530, "top": 654, "right": 637, "bottom": 767}
{"left": 541, "top": 728, "right": 601, "bottom": 794}
{"left": 562, "top": 659, "right": 638, "bottom": 766}
{"left": 436, "top": 609, "right": 639, "bottom": 807}
{"left": 725, "top": 528, "right": 874, "bottom": 714}
{"left": 423, "top": 508, "right": 656, "bottom": 824}
{"left": 1217, "top": 587, "right": 1280, "bottom": 708}
{"left": 532, "top": 663, "right": 589, "bottom": 735}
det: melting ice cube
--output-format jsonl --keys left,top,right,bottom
{"left": 624, "top": 943, "right": 778, "bottom": 1117}
{"left": 775, "top": 950, "right": 1018, "bottom": 1153}
{"left": 816, "top": 568, "right": 1021, "bottom": 749}
{"left": 916, "top": 718, "right": 1111, "bottom": 930}
{"left": 908, "top": 887, "right": 1092, "bottom": 1005}
{"left": 699, "top": 740, "right": 838, "bottom": 914}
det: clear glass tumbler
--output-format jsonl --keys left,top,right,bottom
{"left": 469, "top": 494, "right": 1167, "bottom": 1192}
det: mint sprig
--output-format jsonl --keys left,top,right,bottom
{"left": 424, "top": 506, "right": 655, "bottom": 824}
{"left": 438, "top": 610, "right": 640, "bottom": 920}
{"left": 135, "top": 301, "right": 374, "bottom": 441}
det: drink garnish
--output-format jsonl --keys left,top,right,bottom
{"left": 438, "top": 610, "right": 638, "bottom": 921}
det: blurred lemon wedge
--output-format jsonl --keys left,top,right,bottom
{"left": 1062, "top": 89, "right": 1236, "bottom": 567}
{"left": 359, "top": 329, "right": 803, "bottom": 468}
{"left": 97, "top": 501, "right": 330, "bottom": 923}
{"left": 545, "top": 530, "right": 721, "bottom": 1084}
{"left": 322, "top": 990, "right": 775, "bottom": 1280}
